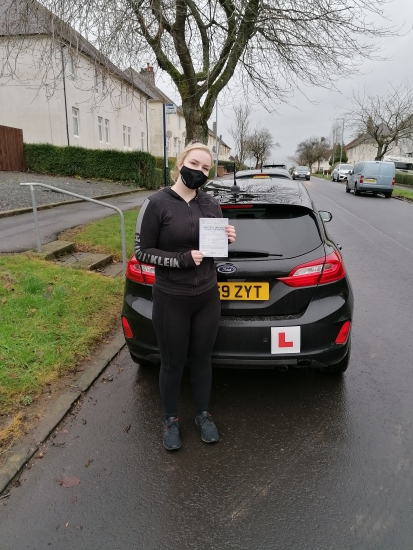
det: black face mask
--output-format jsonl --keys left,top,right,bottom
{"left": 180, "top": 165, "right": 208, "bottom": 190}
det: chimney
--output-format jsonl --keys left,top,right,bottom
{"left": 140, "top": 63, "right": 155, "bottom": 85}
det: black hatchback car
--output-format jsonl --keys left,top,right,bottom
{"left": 122, "top": 175, "right": 353, "bottom": 374}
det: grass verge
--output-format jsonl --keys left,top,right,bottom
{"left": 0, "top": 255, "right": 124, "bottom": 431}
{"left": 393, "top": 187, "right": 413, "bottom": 201}
{"left": 59, "top": 208, "right": 140, "bottom": 261}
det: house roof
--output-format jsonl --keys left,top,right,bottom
{"left": 0, "top": 0, "right": 152, "bottom": 96}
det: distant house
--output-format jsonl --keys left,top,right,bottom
{"left": 0, "top": 0, "right": 153, "bottom": 152}
{"left": 207, "top": 126, "right": 231, "bottom": 162}
{"left": 129, "top": 65, "right": 186, "bottom": 158}
{"left": 345, "top": 124, "right": 413, "bottom": 164}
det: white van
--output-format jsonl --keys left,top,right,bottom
{"left": 346, "top": 161, "right": 395, "bottom": 198}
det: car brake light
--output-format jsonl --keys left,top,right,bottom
{"left": 126, "top": 255, "right": 155, "bottom": 285}
{"left": 392, "top": 178, "right": 395, "bottom": 186}
{"left": 360, "top": 175, "right": 364, "bottom": 183}
{"left": 277, "top": 251, "right": 345, "bottom": 287}
{"left": 335, "top": 320, "right": 351, "bottom": 344}
{"left": 122, "top": 316, "right": 133, "bottom": 338}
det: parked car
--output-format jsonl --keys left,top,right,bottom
{"left": 262, "top": 163, "right": 287, "bottom": 170}
{"left": 235, "top": 168, "right": 291, "bottom": 180}
{"left": 292, "top": 166, "right": 311, "bottom": 180}
{"left": 331, "top": 164, "right": 354, "bottom": 182}
{"left": 122, "top": 176, "right": 353, "bottom": 374}
{"left": 346, "top": 161, "right": 395, "bottom": 198}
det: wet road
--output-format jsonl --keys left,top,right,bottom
{"left": 1, "top": 178, "right": 413, "bottom": 549}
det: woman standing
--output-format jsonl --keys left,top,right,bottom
{"left": 134, "top": 143, "right": 236, "bottom": 451}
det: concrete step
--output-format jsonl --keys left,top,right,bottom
{"left": 95, "top": 262, "right": 124, "bottom": 278}
{"left": 55, "top": 251, "right": 113, "bottom": 271}
{"left": 40, "top": 240, "right": 75, "bottom": 260}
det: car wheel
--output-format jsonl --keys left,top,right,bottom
{"left": 292, "top": 176, "right": 295, "bottom": 180}
{"left": 345, "top": 184, "right": 350, "bottom": 193}
{"left": 384, "top": 191, "right": 392, "bottom": 198}
{"left": 305, "top": 177, "right": 310, "bottom": 180}
{"left": 354, "top": 184, "right": 361, "bottom": 196}
{"left": 321, "top": 342, "right": 351, "bottom": 375}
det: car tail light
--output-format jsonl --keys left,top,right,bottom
{"left": 335, "top": 320, "right": 351, "bottom": 344}
{"left": 360, "top": 175, "right": 364, "bottom": 183}
{"left": 392, "top": 178, "right": 395, "bottom": 186}
{"left": 122, "top": 316, "right": 133, "bottom": 338}
{"left": 126, "top": 256, "right": 155, "bottom": 285}
{"left": 277, "top": 251, "right": 345, "bottom": 287}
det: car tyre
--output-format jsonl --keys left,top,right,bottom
{"left": 305, "top": 177, "right": 310, "bottom": 180}
{"left": 345, "top": 184, "right": 350, "bottom": 193}
{"left": 384, "top": 191, "right": 392, "bottom": 198}
{"left": 321, "top": 342, "right": 351, "bottom": 375}
{"left": 354, "top": 184, "right": 361, "bottom": 196}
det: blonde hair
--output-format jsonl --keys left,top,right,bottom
{"left": 175, "top": 142, "right": 214, "bottom": 170}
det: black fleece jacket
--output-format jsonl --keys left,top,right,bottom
{"left": 134, "top": 187, "right": 223, "bottom": 296}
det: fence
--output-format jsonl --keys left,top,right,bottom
{"left": 0, "top": 125, "right": 25, "bottom": 171}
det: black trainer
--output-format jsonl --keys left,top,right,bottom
{"left": 163, "top": 416, "right": 181, "bottom": 451}
{"left": 195, "top": 411, "right": 219, "bottom": 443}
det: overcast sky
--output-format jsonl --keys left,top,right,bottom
{"left": 155, "top": 0, "right": 412, "bottom": 167}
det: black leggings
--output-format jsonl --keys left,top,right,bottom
{"left": 152, "top": 285, "right": 221, "bottom": 418}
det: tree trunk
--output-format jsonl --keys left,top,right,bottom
{"left": 375, "top": 143, "right": 383, "bottom": 160}
{"left": 182, "top": 101, "right": 209, "bottom": 145}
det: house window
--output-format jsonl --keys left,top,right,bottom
{"left": 128, "top": 127, "right": 131, "bottom": 148}
{"left": 72, "top": 107, "right": 79, "bottom": 137}
{"left": 166, "top": 137, "right": 170, "bottom": 152}
{"left": 141, "top": 132, "right": 144, "bottom": 150}
{"left": 67, "top": 55, "right": 75, "bottom": 81}
{"left": 123, "top": 125, "right": 126, "bottom": 147}
{"left": 98, "top": 117, "right": 103, "bottom": 142}
{"left": 105, "top": 119, "right": 110, "bottom": 143}
{"left": 177, "top": 140, "right": 181, "bottom": 154}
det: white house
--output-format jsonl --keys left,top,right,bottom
{"left": 0, "top": 0, "right": 151, "bottom": 151}
{"left": 207, "top": 126, "right": 231, "bottom": 162}
{"left": 130, "top": 66, "right": 186, "bottom": 158}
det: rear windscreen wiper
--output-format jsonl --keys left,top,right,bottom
{"left": 228, "top": 250, "right": 283, "bottom": 258}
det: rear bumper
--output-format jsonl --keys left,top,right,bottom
{"left": 359, "top": 184, "right": 393, "bottom": 192}
{"left": 122, "top": 281, "right": 353, "bottom": 369}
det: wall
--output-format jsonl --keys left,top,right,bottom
{"left": 147, "top": 101, "right": 186, "bottom": 157}
{"left": 0, "top": 36, "right": 148, "bottom": 151}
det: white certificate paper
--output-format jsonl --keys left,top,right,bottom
{"left": 199, "top": 218, "right": 228, "bottom": 257}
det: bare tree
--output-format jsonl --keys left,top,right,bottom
{"left": 295, "top": 136, "right": 330, "bottom": 171}
{"left": 245, "top": 126, "right": 278, "bottom": 169}
{"left": 0, "top": 0, "right": 397, "bottom": 143}
{"left": 330, "top": 121, "right": 342, "bottom": 148}
{"left": 228, "top": 105, "right": 251, "bottom": 166}
{"left": 346, "top": 84, "right": 413, "bottom": 160}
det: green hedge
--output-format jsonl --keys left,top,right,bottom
{"left": 395, "top": 171, "right": 413, "bottom": 186}
{"left": 23, "top": 144, "right": 162, "bottom": 190}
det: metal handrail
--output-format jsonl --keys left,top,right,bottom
{"left": 20, "top": 183, "right": 127, "bottom": 274}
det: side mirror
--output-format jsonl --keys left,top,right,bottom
{"left": 319, "top": 210, "right": 332, "bottom": 222}
{"left": 348, "top": 171, "right": 353, "bottom": 175}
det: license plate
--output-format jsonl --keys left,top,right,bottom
{"left": 218, "top": 282, "right": 269, "bottom": 300}
{"left": 364, "top": 178, "right": 376, "bottom": 183}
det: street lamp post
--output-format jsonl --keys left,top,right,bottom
{"left": 339, "top": 119, "right": 345, "bottom": 166}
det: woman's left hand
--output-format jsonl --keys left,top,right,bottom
{"left": 225, "top": 224, "right": 236, "bottom": 243}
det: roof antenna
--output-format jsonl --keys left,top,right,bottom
{"left": 231, "top": 161, "right": 240, "bottom": 197}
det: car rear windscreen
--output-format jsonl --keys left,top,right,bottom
{"left": 222, "top": 205, "right": 322, "bottom": 258}
{"left": 364, "top": 163, "right": 381, "bottom": 177}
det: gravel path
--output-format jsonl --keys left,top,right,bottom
{"left": 0, "top": 172, "right": 139, "bottom": 212}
